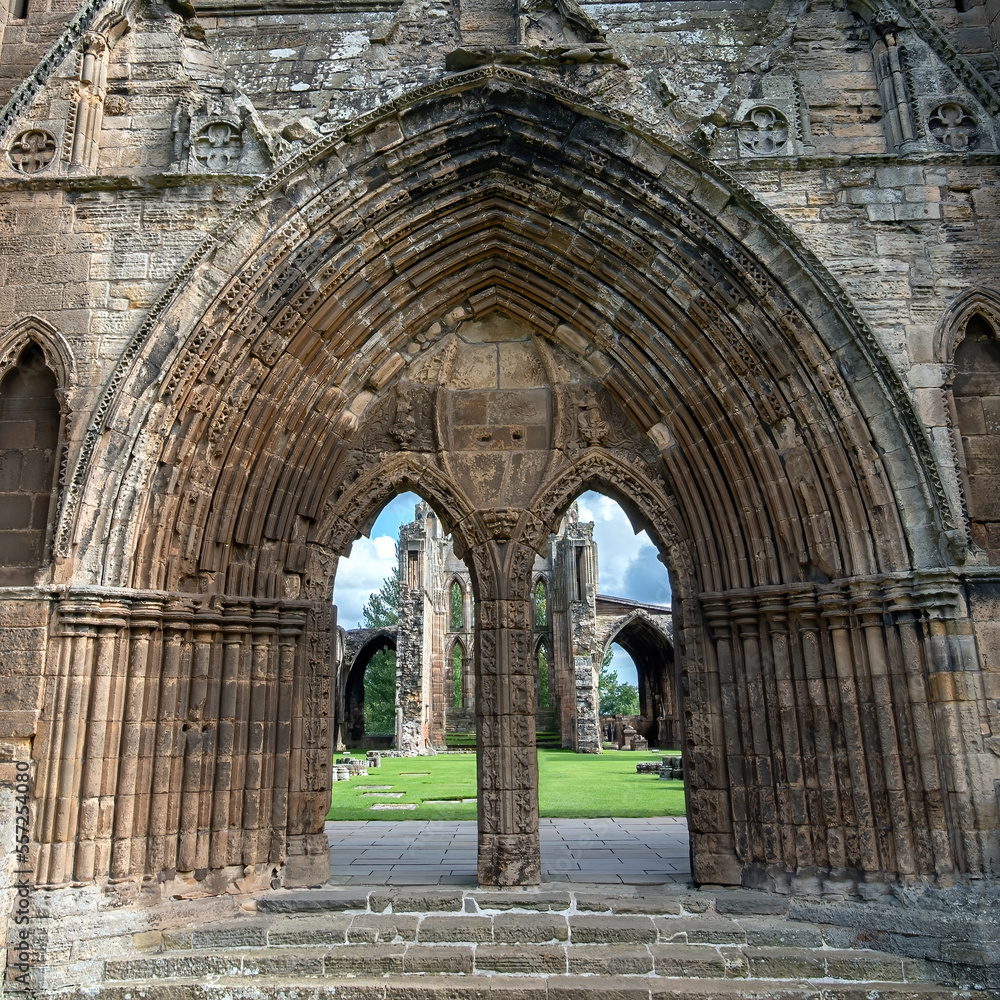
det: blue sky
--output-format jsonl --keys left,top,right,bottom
{"left": 333, "top": 490, "right": 671, "bottom": 683}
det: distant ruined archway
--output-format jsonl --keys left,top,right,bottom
{"left": 338, "top": 628, "right": 397, "bottom": 747}
{"left": 596, "top": 603, "right": 676, "bottom": 748}
{"left": 40, "top": 69, "right": 991, "bottom": 896}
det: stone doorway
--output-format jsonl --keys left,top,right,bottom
{"left": 39, "top": 73, "right": 994, "bottom": 907}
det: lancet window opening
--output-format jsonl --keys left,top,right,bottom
{"left": 0, "top": 340, "right": 63, "bottom": 586}
{"left": 449, "top": 578, "right": 465, "bottom": 631}
{"left": 533, "top": 577, "right": 548, "bottom": 630}
{"left": 952, "top": 312, "right": 1000, "bottom": 559}
{"left": 450, "top": 639, "right": 465, "bottom": 709}
{"left": 535, "top": 638, "right": 550, "bottom": 710}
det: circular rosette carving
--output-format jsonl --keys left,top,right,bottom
{"left": 927, "top": 102, "right": 978, "bottom": 151}
{"left": 192, "top": 121, "right": 243, "bottom": 171}
{"left": 737, "top": 106, "right": 789, "bottom": 156}
{"left": 9, "top": 129, "right": 57, "bottom": 174}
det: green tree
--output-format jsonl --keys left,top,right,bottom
{"left": 364, "top": 648, "right": 396, "bottom": 733}
{"left": 451, "top": 643, "right": 464, "bottom": 707}
{"left": 363, "top": 560, "right": 399, "bottom": 628}
{"left": 362, "top": 558, "right": 399, "bottom": 733}
{"left": 537, "top": 643, "right": 550, "bottom": 709}
{"left": 450, "top": 580, "right": 464, "bottom": 631}
{"left": 598, "top": 645, "right": 640, "bottom": 716}
{"left": 533, "top": 579, "right": 548, "bottom": 628}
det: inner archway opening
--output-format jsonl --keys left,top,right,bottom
{"left": 575, "top": 489, "right": 677, "bottom": 752}
{"left": 328, "top": 489, "right": 486, "bottom": 884}
{"left": 534, "top": 487, "right": 689, "bottom": 884}
{"left": 334, "top": 492, "right": 414, "bottom": 752}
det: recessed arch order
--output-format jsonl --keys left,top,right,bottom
{"left": 41, "top": 66, "right": 995, "bottom": 894}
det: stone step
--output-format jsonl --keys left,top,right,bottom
{"left": 132, "top": 910, "right": 850, "bottom": 950}
{"left": 72, "top": 976, "right": 1000, "bottom": 1000}
{"left": 84, "top": 886, "right": 999, "bottom": 998}
{"left": 103, "top": 942, "right": 938, "bottom": 983}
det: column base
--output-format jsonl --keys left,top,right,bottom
{"left": 284, "top": 832, "right": 331, "bottom": 888}
{"left": 478, "top": 832, "right": 541, "bottom": 886}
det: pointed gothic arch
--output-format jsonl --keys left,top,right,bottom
{"left": 449, "top": 636, "right": 468, "bottom": 709}
{"left": 534, "top": 635, "right": 551, "bottom": 711}
{"left": 598, "top": 608, "right": 676, "bottom": 748}
{"left": 34, "top": 70, "right": 994, "bottom": 894}
{"left": 449, "top": 577, "right": 466, "bottom": 632}
{"left": 0, "top": 318, "right": 72, "bottom": 586}
{"left": 339, "top": 629, "right": 397, "bottom": 747}
{"left": 532, "top": 576, "right": 549, "bottom": 630}
{"left": 943, "top": 300, "right": 1000, "bottom": 559}
{"left": 0, "top": 315, "right": 74, "bottom": 389}
{"left": 935, "top": 288, "right": 1000, "bottom": 366}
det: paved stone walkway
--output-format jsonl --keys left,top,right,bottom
{"left": 327, "top": 817, "right": 691, "bottom": 885}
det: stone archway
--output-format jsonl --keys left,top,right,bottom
{"left": 597, "top": 606, "right": 676, "bottom": 748}
{"left": 338, "top": 628, "right": 396, "bottom": 748}
{"left": 41, "top": 69, "right": 995, "bottom": 899}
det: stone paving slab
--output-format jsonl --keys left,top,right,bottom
{"left": 654, "top": 915, "right": 748, "bottom": 945}
{"left": 418, "top": 915, "right": 495, "bottom": 942}
{"left": 567, "top": 944, "right": 656, "bottom": 975}
{"left": 472, "top": 891, "right": 572, "bottom": 912}
{"left": 742, "top": 920, "right": 824, "bottom": 948}
{"left": 568, "top": 914, "right": 658, "bottom": 943}
{"left": 347, "top": 915, "right": 420, "bottom": 943}
{"left": 326, "top": 817, "right": 691, "bottom": 885}
{"left": 576, "top": 894, "right": 683, "bottom": 914}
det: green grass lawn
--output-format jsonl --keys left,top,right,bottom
{"left": 328, "top": 749, "right": 686, "bottom": 821}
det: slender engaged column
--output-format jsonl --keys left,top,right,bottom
{"left": 178, "top": 609, "right": 219, "bottom": 873}
{"left": 246, "top": 608, "right": 278, "bottom": 864}
{"left": 111, "top": 601, "right": 161, "bottom": 878}
{"left": 273, "top": 609, "right": 307, "bottom": 873}
{"left": 732, "top": 597, "right": 779, "bottom": 864}
{"left": 820, "top": 593, "right": 879, "bottom": 873}
{"left": 923, "top": 598, "right": 982, "bottom": 875}
{"left": 148, "top": 601, "right": 193, "bottom": 877}
{"left": 760, "top": 593, "right": 812, "bottom": 869}
{"left": 887, "top": 589, "right": 953, "bottom": 875}
{"left": 76, "top": 602, "right": 129, "bottom": 882}
{"left": 41, "top": 598, "right": 100, "bottom": 885}
{"left": 131, "top": 600, "right": 166, "bottom": 877}
{"left": 213, "top": 604, "right": 251, "bottom": 869}
{"left": 789, "top": 592, "right": 844, "bottom": 870}
{"left": 703, "top": 598, "right": 749, "bottom": 863}
{"left": 853, "top": 590, "right": 916, "bottom": 878}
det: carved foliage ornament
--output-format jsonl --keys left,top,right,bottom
{"left": 9, "top": 129, "right": 57, "bottom": 173}
{"left": 192, "top": 121, "right": 243, "bottom": 171}
{"left": 927, "top": 102, "right": 978, "bottom": 152}
{"left": 737, "top": 107, "right": 789, "bottom": 156}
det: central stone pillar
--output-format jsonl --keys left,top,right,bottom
{"left": 472, "top": 537, "right": 541, "bottom": 886}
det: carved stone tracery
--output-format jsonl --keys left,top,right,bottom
{"left": 736, "top": 106, "right": 789, "bottom": 156}
{"left": 8, "top": 128, "right": 56, "bottom": 173}
{"left": 927, "top": 101, "right": 979, "bottom": 151}
{"left": 192, "top": 120, "right": 243, "bottom": 171}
